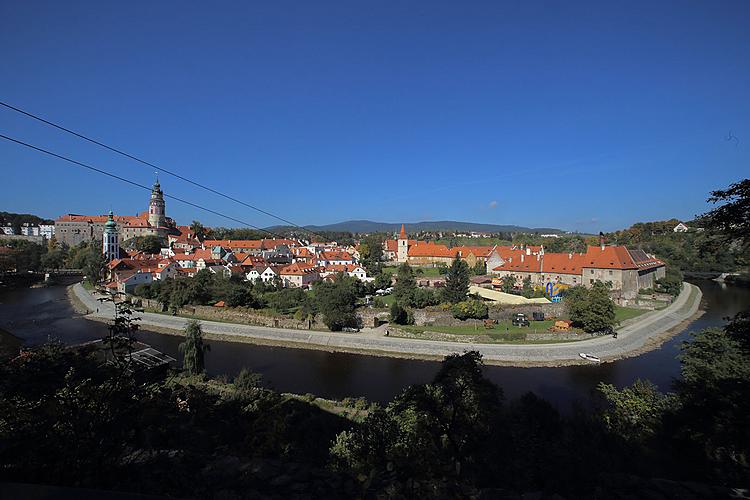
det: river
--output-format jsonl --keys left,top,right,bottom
{"left": 0, "top": 280, "right": 747, "bottom": 411}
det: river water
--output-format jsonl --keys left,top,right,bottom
{"left": 1, "top": 280, "right": 748, "bottom": 410}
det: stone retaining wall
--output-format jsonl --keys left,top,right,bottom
{"left": 130, "top": 296, "right": 316, "bottom": 330}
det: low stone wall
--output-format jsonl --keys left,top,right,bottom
{"left": 130, "top": 296, "right": 316, "bottom": 330}
{"left": 361, "top": 301, "right": 566, "bottom": 327}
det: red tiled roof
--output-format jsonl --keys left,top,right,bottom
{"left": 407, "top": 242, "right": 458, "bottom": 258}
{"left": 319, "top": 251, "right": 353, "bottom": 261}
{"left": 280, "top": 263, "right": 319, "bottom": 276}
{"left": 580, "top": 246, "right": 637, "bottom": 270}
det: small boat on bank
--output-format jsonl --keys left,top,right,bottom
{"left": 579, "top": 353, "right": 601, "bottom": 363}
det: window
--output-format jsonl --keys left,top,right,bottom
{"left": 609, "top": 270, "right": 613, "bottom": 275}
{"left": 590, "top": 270, "right": 594, "bottom": 274}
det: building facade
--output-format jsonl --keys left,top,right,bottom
{"left": 56, "top": 180, "right": 175, "bottom": 246}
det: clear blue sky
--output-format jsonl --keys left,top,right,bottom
{"left": 1, "top": 1, "right": 748, "bottom": 232}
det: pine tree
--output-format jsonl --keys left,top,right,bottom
{"left": 393, "top": 263, "right": 417, "bottom": 305}
{"left": 179, "top": 320, "right": 210, "bottom": 375}
{"left": 442, "top": 256, "right": 470, "bottom": 304}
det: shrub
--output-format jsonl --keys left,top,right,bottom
{"left": 451, "top": 300, "right": 489, "bottom": 320}
{"left": 411, "top": 288, "right": 440, "bottom": 309}
{"left": 234, "top": 367, "right": 263, "bottom": 392}
{"left": 390, "top": 302, "right": 413, "bottom": 325}
{"left": 372, "top": 296, "right": 386, "bottom": 308}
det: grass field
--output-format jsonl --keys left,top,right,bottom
{"left": 400, "top": 319, "right": 557, "bottom": 336}
{"left": 381, "top": 266, "right": 445, "bottom": 278}
{"left": 614, "top": 305, "right": 649, "bottom": 323}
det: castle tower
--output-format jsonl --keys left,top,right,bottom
{"left": 397, "top": 224, "right": 409, "bottom": 262}
{"left": 102, "top": 210, "right": 120, "bottom": 262}
{"left": 148, "top": 179, "right": 166, "bottom": 228}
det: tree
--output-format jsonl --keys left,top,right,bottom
{"left": 179, "top": 320, "right": 210, "bottom": 375}
{"left": 655, "top": 266, "right": 683, "bottom": 296}
{"left": 189, "top": 220, "right": 207, "bottom": 240}
{"left": 500, "top": 275, "right": 516, "bottom": 294}
{"left": 566, "top": 283, "right": 615, "bottom": 334}
{"left": 331, "top": 351, "right": 502, "bottom": 489}
{"left": 472, "top": 260, "right": 486, "bottom": 276}
{"left": 134, "top": 235, "right": 164, "bottom": 254}
{"left": 359, "top": 234, "right": 384, "bottom": 269}
{"left": 41, "top": 248, "right": 66, "bottom": 270}
{"left": 393, "top": 263, "right": 417, "bottom": 305}
{"left": 667, "top": 314, "right": 750, "bottom": 485}
{"left": 598, "top": 379, "right": 673, "bottom": 443}
{"left": 442, "top": 256, "right": 470, "bottom": 304}
{"left": 702, "top": 178, "right": 750, "bottom": 249}
{"left": 315, "top": 274, "right": 360, "bottom": 331}
{"left": 451, "top": 299, "right": 489, "bottom": 320}
{"left": 575, "top": 282, "right": 615, "bottom": 333}
{"left": 390, "top": 302, "right": 411, "bottom": 325}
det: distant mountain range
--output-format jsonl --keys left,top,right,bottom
{"left": 269, "top": 220, "right": 564, "bottom": 234}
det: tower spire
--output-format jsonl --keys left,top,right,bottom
{"left": 399, "top": 224, "right": 406, "bottom": 240}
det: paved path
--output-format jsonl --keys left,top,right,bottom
{"left": 72, "top": 282, "right": 701, "bottom": 365}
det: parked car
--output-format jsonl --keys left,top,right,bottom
{"left": 511, "top": 313, "right": 530, "bottom": 327}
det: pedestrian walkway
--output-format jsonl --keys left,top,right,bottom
{"left": 72, "top": 282, "right": 701, "bottom": 365}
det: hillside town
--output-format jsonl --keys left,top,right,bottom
{"left": 4, "top": 181, "right": 664, "bottom": 303}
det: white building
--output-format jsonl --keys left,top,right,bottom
{"left": 673, "top": 222, "right": 689, "bottom": 233}
{"left": 39, "top": 224, "right": 55, "bottom": 239}
{"left": 21, "top": 224, "right": 40, "bottom": 236}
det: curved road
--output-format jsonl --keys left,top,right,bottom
{"left": 72, "top": 282, "right": 701, "bottom": 365}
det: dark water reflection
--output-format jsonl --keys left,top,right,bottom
{"left": 1, "top": 280, "right": 747, "bottom": 411}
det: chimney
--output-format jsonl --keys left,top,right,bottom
{"left": 526, "top": 247, "right": 531, "bottom": 256}
{"left": 599, "top": 232, "right": 605, "bottom": 251}
{"left": 521, "top": 254, "right": 525, "bottom": 263}
{"left": 568, "top": 253, "right": 572, "bottom": 260}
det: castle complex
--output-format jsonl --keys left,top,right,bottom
{"left": 55, "top": 180, "right": 176, "bottom": 247}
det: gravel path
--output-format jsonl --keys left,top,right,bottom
{"left": 72, "top": 282, "right": 701, "bottom": 366}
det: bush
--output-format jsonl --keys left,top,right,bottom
{"left": 234, "top": 367, "right": 263, "bottom": 392}
{"left": 411, "top": 288, "right": 440, "bottom": 309}
{"left": 372, "top": 296, "right": 386, "bottom": 308}
{"left": 133, "top": 283, "right": 153, "bottom": 298}
{"left": 390, "top": 302, "right": 413, "bottom": 325}
{"left": 451, "top": 300, "right": 489, "bottom": 320}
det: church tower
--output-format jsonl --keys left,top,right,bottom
{"left": 397, "top": 224, "right": 409, "bottom": 262}
{"left": 102, "top": 210, "right": 120, "bottom": 262}
{"left": 148, "top": 179, "right": 166, "bottom": 228}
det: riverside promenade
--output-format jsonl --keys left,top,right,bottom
{"left": 72, "top": 282, "right": 702, "bottom": 366}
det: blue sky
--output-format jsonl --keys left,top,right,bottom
{"left": 1, "top": 1, "right": 748, "bottom": 232}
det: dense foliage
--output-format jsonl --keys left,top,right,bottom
{"left": 314, "top": 273, "right": 361, "bottom": 331}
{"left": 565, "top": 282, "right": 616, "bottom": 333}
{"left": 451, "top": 299, "right": 489, "bottom": 320}
{"left": 1, "top": 310, "right": 748, "bottom": 497}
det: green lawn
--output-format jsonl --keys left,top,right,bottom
{"left": 381, "top": 266, "right": 445, "bottom": 278}
{"left": 614, "top": 305, "right": 648, "bottom": 323}
{"left": 400, "top": 319, "right": 557, "bottom": 336}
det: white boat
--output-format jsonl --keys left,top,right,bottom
{"left": 579, "top": 353, "right": 601, "bottom": 363}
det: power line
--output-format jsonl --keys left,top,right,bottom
{"left": 0, "top": 100, "right": 326, "bottom": 240}
{"left": 0, "top": 133, "right": 289, "bottom": 239}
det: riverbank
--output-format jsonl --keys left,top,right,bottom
{"left": 69, "top": 281, "right": 703, "bottom": 367}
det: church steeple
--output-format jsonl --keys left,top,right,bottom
{"left": 148, "top": 179, "right": 166, "bottom": 228}
{"left": 102, "top": 210, "right": 120, "bottom": 262}
{"left": 397, "top": 224, "right": 409, "bottom": 262}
